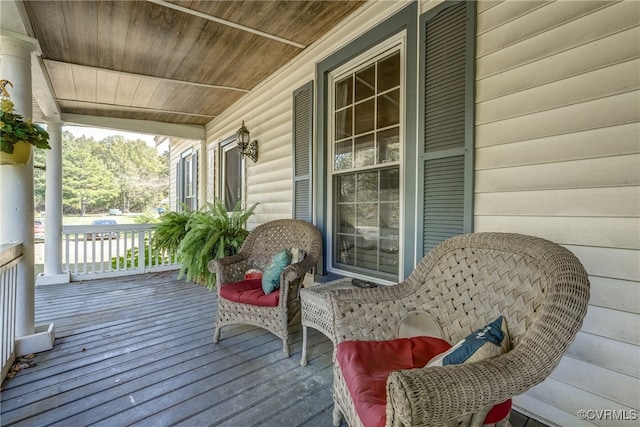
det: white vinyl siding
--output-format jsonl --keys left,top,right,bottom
{"left": 475, "top": 1, "right": 640, "bottom": 425}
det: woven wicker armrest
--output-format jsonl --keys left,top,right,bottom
{"left": 386, "top": 346, "right": 546, "bottom": 426}
{"left": 328, "top": 283, "right": 412, "bottom": 342}
{"left": 276, "top": 261, "right": 309, "bottom": 303}
{"left": 208, "top": 254, "right": 249, "bottom": 288}
{"left": 281, "top": 255, "right": 315, "bottom": 282}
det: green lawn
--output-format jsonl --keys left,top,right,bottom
{"left": 61, "top": 214, "right": 143, "bottom": 225}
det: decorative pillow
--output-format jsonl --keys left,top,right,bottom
{"left": 289, "top": 247, "right": 306, "bottom": 264}
{"left": 397, "top": 311, "right": 443, "bottom": 339}
{"left": 427, "top": 316, "right": 510, "bottom": 366}
{"left": 261, "top": 249, "right": 292, "bottom": 294}
{"left": 244, "top": 269, "right": 263, "bottom": 280}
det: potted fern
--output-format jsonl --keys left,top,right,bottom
{"left": 153, "top": 199, "right": 257, "bottom": 289}
{"left": 0, "top": 80, "right": 50, "bottom": 165}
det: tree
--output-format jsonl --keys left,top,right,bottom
{"left": 33, "top": 143, "right": 47, "bottom": 212}
{"left": 34, "top": 130, "right": 169, "bottom": 215}
{"left": 97, "top": 136, "right": 168, "bottom": 213}
{"left": 62, "top": 137, "right": 118, "bottom": 215}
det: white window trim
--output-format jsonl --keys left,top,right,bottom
{"left": 180, "top": 148, "right": 197, "bottom": 211}
{"left": 326, "top": 32, "right": 406, "bottom": 285}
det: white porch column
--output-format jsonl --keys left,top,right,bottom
{"left": 37, "top": 119, "right": 69, "bottom": 285}
{"left": 1, "top": 33, "right": 36, "bottom": 338}
{"left": 1, "top": 32, "right": 54, "bottom": 354}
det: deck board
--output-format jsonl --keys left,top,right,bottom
{"left": 1, "top": 271, "right": 538, "bottom": 427}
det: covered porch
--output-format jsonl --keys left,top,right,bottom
{"left": 1, "top": 0, "right": 638, "bottom": 425}
{"left": 1, "top": 271, "right": 541, "bottom": 427}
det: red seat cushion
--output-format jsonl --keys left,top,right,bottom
{"left": 336, "top": 337, "right": 511, "bottom": 426}
{"left": 219, "top": 278, "right": 279, "bottom": 307}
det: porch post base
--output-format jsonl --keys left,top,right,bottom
{"left": 36, "top": 272, "right": 70, "bottom": 286}
{"left": 15, "top": 323, "right": 55, "bottom": 356}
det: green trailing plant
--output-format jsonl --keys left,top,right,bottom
{"left": 152, "top": 204, "right": 192, "bottom": 253}
{"left": 178, "top": 199, "right": 257, "bottom": 289}
{"left": 1, "top": 80, "right": 50, "bottom": 154}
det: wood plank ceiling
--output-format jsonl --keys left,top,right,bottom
{"left": 22, "top": 0, "right": 365, "bottom": 128}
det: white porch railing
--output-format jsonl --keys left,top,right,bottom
{"left": 1, "top": 243, "right": 22, "bottom": 380}
{"left": 62, "top": 224, "right": 180, "bottom": 281}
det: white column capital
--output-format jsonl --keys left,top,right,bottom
{"left": 44, "top": 118, "right": 64, "bottom": 130}
{"left": 0, "top": 30, "right": 40, "bottom": 57}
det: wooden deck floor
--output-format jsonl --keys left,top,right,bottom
{"left": 1, "top": 271, "right": 545, "bottom": 427}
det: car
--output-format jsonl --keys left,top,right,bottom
{"left": 156, "top": 207, "right": 165, "bottom": 215}
{"left": 109, "top": 208, "right": 123, "bottom": 216}
{"left": 86, "top": 219, "right": 118, "bottom": 240}
{"left": 34, "top": 219, "right": 45, "bottom": 242}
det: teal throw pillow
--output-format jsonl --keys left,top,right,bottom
{"left": 261, "top": 249, "right": 292, "bottom": 294}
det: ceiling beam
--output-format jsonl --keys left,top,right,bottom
{"left": 32, "top": 56, "right": 61, "bottom": 120}
{"left": 45, "top": 59, "right": 250, "bottom": 93}
{"left": 62, "top": 113, "right": 206, "bottom": 140}
{"left": 147, "top": 0, "right": 306, "bottom": 49}
{"left": 59, "top": 98, "right": 215, "bottom": 119}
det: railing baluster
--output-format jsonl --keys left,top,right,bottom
{"left": 61, "top": 224, "right": 179, "bottom": 280}
{"left": 74, "top": 233, "right": 79, "bottom": 275}
{"left": 115, "top": 232, "right": 120, "bottom": 271}
{"left": 138, "top": 230, "right": 145, "bottom": 273}
{"left": 64, "top": 233, "right": 70, "bottom": 273}
{"left": 1, "top": 244, "right": 22, "bottom": 380}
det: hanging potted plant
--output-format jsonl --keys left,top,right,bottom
{"left": 0, "top": 79, "right": 51, "bottom": 165}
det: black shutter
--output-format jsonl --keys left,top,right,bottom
{"left": 420, "top": 1, "right": 475, "bottom": 255}
{"left": 292, "top": 81, "right": 314, "bottom": 222}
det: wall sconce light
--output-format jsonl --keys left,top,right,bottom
{"left": 236, "top": 121, "right": 258, "bottom": 163}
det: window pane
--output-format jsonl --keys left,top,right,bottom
{"left": 357, "top": 203, "right": 378, "bottom": 230}
{"left": 338, "top": 204, "right": 355, "bottom": 233}
{"left": 355, "top": 134, "right": 375, "bottom": 168}
{"left": 379, "top": 245, "right": 398, "bottom": 274}
{"left": 224, "top": 147, "right": 241, "bottom": 211}
{"left": 336, "top": 174, "right": 355, "bottom": 202}
{"left": 354, "top": 99, "right": 375, "bottom": 135}
{"left": 378, "top": 127, "right": 400, "bottom": 164}
{"left": 380, "top": 202, "right": 399, "bottom": 231}
{"left": 380, "top": 168, "right": 399, "bottom": 201}
{"left": 185, "top": 158, "right": 193, "bottom": 197}
{"left": 378, "top": 51, "right": 400, "bottom": 93}
{"left": 355, "top": 236, "right": 378, "bottom": 269}
{"left": 334, "top": 140, "right": 353, "bottom": 170}
{"left": 337, "top": 235, "right": 355, "bottom": 266}
{"left": 356, "top": 171, "right": 378, "bottom": 202}
{"left": 335, "top": 107, "right": 353, "bottom": 139}
{"left": 377, "top": 89, "right": 400, "bottom": 128}
{"left": 335, "top": 76, "right": 353, "bottom": 109}
{"left": 355, "top": 64, "right": 375, "bottom": 102}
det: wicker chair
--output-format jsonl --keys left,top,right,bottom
{"left": 208, "top": 219, "right": 322, "bottom": 357}
{"left": 328, "top": 232, "right": 590, "bottom": 427}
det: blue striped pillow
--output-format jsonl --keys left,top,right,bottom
{"left": 427, "top": 316, "right": 510, "bottom": 366}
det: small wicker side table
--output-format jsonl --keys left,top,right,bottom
{"left": 300, "top": 278, "right": 354, "bottom": 366}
